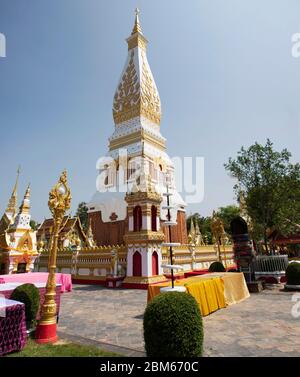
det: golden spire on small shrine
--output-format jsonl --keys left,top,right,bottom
{"left": 19, "top": 183, "right": 31, "bottom": 215}
{"left": 132, "top": 8, "right": 142, "bottom": 35}
{"left": 190, "top": 217, "right": 195, "bottom": 236}
{"left": 87, "top": 218, "right": 96, "bottom": 247}
{"left": 188, "top": 217, "right": 197, "bottom": 245}
{"left": 195, "top": 220, "right": 200, "bottom": 235}
{"left": 5, "top": 166, "right": 20, "bottom": 217}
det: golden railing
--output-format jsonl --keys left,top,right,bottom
{"left": 35, "top": 244, "right": 234, "bottom": 280}
{"left": 35, "top": 245, "right": 127, "bottom": 280}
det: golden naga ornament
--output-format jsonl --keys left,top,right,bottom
{"left": 48, "top": 170, "right": 71, "bottom": 219}
{"left": 36, "top": 170, "right": 71, "bottom": 343}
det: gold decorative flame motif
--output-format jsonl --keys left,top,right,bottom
{"left": 112, "top": 14, "right": 161, "bottom": 126}
{"left": 140, "top": 51, "right": 161, "bottom": 122}
{"left": 113, "top": 52, "right": 140, "bottom": 115}
{"left": 48, "top": 170, "right": 71, "bottom": 219}
{"left": 113, "top": 51, "right": 161, "bottom": 125}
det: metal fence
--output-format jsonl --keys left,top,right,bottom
{"left": 252, "top": 255, "right": 289, "bottom": 273}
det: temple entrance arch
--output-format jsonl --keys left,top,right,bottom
{"left": 152, "top": 251, "right": 158, "bottom": 276}
{"left": 133, "top": 206, "right": 142, "bottom": 232}
{"left": 151, "top": 205, "right": 157, "bottom": 231}
{"left": 132, "top": 251, "right": 142, "bottom": 276}
{"left": 17, "top": 263, "right": 27, "bottom": 273}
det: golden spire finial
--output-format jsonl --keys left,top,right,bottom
{"left": 87, "top": 217, "right": 96, "bottom": 247}
{"left": 190, "top": 217, "right": 195, "bottom": 235}
{"left": 5, "top": 166, "right": 21, "bottom": 216}
{"left": 19, "top": 183, "right": 31, "bottom": 214}
{"left": 132, "top": 7, "right": 142, "bottom": 35}
{"left": 195, "top": 220, "right": 200, "bottom": 235}
{"left": 25, "top": 182, "right": 30, "bottom": 197}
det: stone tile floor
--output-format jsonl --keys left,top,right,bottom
{"left": 58, "top": 284, "right": 300, "bottom": 357}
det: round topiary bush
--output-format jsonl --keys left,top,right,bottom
{"left": 209, "top": 261, "right": 226, "bottom": 272}
{"left": 286, "top": 262, "right": 300, "bottom": 285}
{"left": 143, "top": 292, "right": 203, "bottom": 357}
{"left": 10, "top": 283, "right": 40, "bottom": 328}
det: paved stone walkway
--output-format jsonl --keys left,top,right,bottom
{"left": 58, "top": 284, "right": 300, "bottom": 357}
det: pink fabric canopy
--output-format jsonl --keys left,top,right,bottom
{"left": 0, "top": 272, "right": 72, "bottom": 293}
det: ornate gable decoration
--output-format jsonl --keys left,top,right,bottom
{"left": 112, "top": 13, "right": 161, "bottom": 126}
{"left": 140, "top": 51, "right": 161, "bottom": 124}
{"left": 17, "top": 230, "right": 33, "bottom": 251}
{"left": 113, "top": 51, "right": 140, "bottom": 123}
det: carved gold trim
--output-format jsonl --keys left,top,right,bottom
{"left": 124, "top": 230, "right": 165, "bottom": 243}
{"left": 112, "top": 37, "right": 161, "bottom": 126}
{"left": 123, "top": 275, "right": 167, "bottom": 284}
{"left": 113, "top": 105, "right": 161, "bottom": 126}
{"left": 109, "top": 130, "right": 166, "bottom": 152}
{"left": 17, "top": 230, "right": 33, "bottom": 251}
{"left": 125, "top": 190, "right": 162, "bottom": 203}
{"left": 127, "top": 33, "right": 148, "bottom": 51}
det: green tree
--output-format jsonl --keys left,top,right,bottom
{"left": 30, "top": 220, "right": 38, "bottom": 231}
{"left": 187, "top": 205, "right": 239, "bottom": 244}
{"left": 224, "top": 139, "right": 300, "bottom": 251}
{"left": 76, "top": 202, "right": 88, "bottom": 232}
{"left": 215, "top": 205, "right": 240, "bottom": 235}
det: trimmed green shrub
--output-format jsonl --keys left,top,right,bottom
{"left": 209, "top": 261, "right": 226, "bottom": 272}
{"left": 143, "top": 292, "right": 203, "bottom": 357}
{"left": 10, "top": 283, "right": 40, "bottom": 328}
{"left": 286, "top": 262, "right": 300, "bottom": 285}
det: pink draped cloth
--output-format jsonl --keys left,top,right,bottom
{"left": 0, "top": 273, "right": 72, "bottom": 293}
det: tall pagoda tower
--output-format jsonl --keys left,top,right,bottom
{"left": 88, "top": 10, "right": 187, "bottom": 249}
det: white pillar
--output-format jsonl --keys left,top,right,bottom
{"left": 127, "top": 249, "right": 133, "bottom": 276}
{"left": 128, "top": 216, "right": 134, "bottom": 231}
{"left": 156, "top": 216, "right": 160, "bottom": 230}
{"left": 146, "top": 248, "right": 153, "bottom": 277}
{"left": 142, "top": 215, "right": 149, "bottom": 230}
{"left": 142, "top": 249, "right": 149, "bottom": 276}
{"left": 158, "top": 247, "right": 163, "bottom": 275}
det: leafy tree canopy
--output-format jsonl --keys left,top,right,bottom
{"left": 187, "top": 205, "right": 240, "bottom": 244}
{"left": 76, "top": 202, "right": 88, "bottom": 232}
{"left": 30, "top": 220, "right": 38, "bottom": 231}
{"left": 216, "top": 205, "right": 240, "bottom": 234}
{"left": 224, "top": 139, "right": 300, "bottom": 250}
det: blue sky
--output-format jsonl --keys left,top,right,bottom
{"left": 0, "top": 0, "right": 299, "bottom": 222}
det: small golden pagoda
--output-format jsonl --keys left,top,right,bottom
{"left": 0, "top": 174, "right": 38, "bottom": 274}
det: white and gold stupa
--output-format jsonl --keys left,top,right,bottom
{"left": 88, "top": 10, "right": 187, "bottom": 250}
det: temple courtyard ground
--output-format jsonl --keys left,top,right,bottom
{"left": 57, "top": 284, "right": 300, "bottom": 357}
